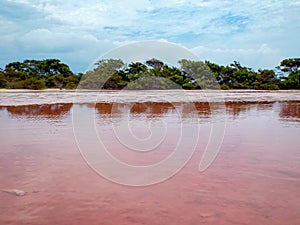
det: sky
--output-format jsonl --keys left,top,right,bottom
{"left": 0, "top": 0, "right": 299, "bottom": 73}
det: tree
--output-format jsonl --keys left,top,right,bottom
{"left": 78, "top": 59, "right": 124, "bottom": 89}
{"left": 205, "top": 61, "right": 235, "bottom": 87}
{"left": 126, "top": 62, "right": 147, "bottom": 74}
{"left": 230, "top": 62, "right": 257, "bottom": 89}
{"left": 280, "top": 71, "right": 300, "bottom": 89}
{"left": 0, "top": 68, "right": 7, "bottom": 88}
{"left": 27, "top": 59, "right": 74, "bottom": 77}
{"left": 278, "top": 58, "right": 300, "bottom": 89}
{"left": 179, "top": 59, "right": 218, "bottom": 89}
{"left": 3, "top": 59, "right": 76, "bottom": 89}
{"left": 257, "top": 69, "right": 276, "bottom": 83}
{"left": 206, "top": 61, "right": 259, "bottom": 89}
{"left": 280, "top": 58, "right": 300, "bottom": 73}
{"left": 253, "top": 69, "right": 279, "bottom": 90}
{"left": 146, "top": 58, "right": 164, "bottom": 68}
{"left": 45, "top": 74, "right": 65, "bottom": 88}
{"left": 21, "top": 77, "right": 46, "bottom": 90}
{"left": 1, "top": 57, "right": 299, "bottom": 90}
{"left": 104, "top": 73, "right": 127, "bottom": 89}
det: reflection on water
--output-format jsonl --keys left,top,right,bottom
{"left": 95, "top": 101, "right": 300, "bottom": 122}
{"left": 279, "top": 101, "right": 300, "bottom": 119}
{"left": 225, "top": 101, "right": 274, "bottom": 117}
{"left": 0, "top": 104, "right": 73, "bottom": 118}
{"left": 94, "top": 102, "right": 177, "bottom": 116}
{"left": 0, "top": 101, "right": 299, "bottom": 122}
{"left": 0, "top": 101, "right": 300, "bottom": 225}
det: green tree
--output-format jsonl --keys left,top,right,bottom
{"left": 230, "top": 61, "right": 257, "bottom": 89}
{"left": 79, "top": 59, "right": 124, "bottom": 89}
{"left": 104, "top": 73, "right": 127, "bottom": 89}
{"left": 21, "top": 77, "right": 46, "bottom": 90}
{"left": 253, "top": 69, "right": 279, "bottom": 90}
{"left": 179, "top": 59, "right": 218, "bottom": 89}
{"left": 0, "top": 68, "right": 7, "bottom": 88}
{"left": 206, "top": 60, "right": 261, "bottom": 89}
{"left": 126, "top": 62, "right": 147, "bottom": 74}
{"left": 3, "top": 59, "right": 76, "bottom": 89}
{"left": 280, "top": 58, "right": 300, "bottom": 73}
{"left": 278, "top": 58, "right": 300, "bottom": 89}
{"left": 45, "top": 74, "right": 65, "bottom": 88}
{"left": 280, "top": 71, "right": 300, "bottom": 89}
{"left": 2, "top": 57, "right": 299, "bottom": 90}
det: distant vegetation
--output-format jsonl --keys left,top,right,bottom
{"left": 0, "top": 59, "right": 81, "bottom": 90}
{"left": 0, "top": 58, "right": 299, "bottom": 90}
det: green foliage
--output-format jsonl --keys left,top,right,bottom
{"left": 1, "top": 57, "right": 299, "bottom": 90}
{"left": 277, "top": 58, "right": 300, "bottom": 89}
{"left": 21, "top": 78, "right": 46, "bottom": 90}
{"left": 179, "top": 59, "right": 217, "bottom": 89}
{"left": 288, "top": 71, "right": 300, "bottom": 89}
{"left": 279, "top": 71, "right": 300, "bottom": 89}
{"left": 2, "top": 59, "right": 79, "bottom": 89}
{"left": 220, "top": 84, "right": 230, "bottom": 90}
{"left": 126, "top": 62, "right": 147, "bottom": 74}
{"left": 0, "top": 69, "right": 8, "bottom": 88}
{"left": 280, "top": 58, "right": 300, "bottom": 73}
{"left": 78, "top": 59, "right": 124, "bottom": 89}
{"left": 253, "top": 69, "right": 280, "bottom": 90}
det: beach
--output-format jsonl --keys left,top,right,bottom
{"left": 0, "top": 90, "right": 300, "bottom": 106}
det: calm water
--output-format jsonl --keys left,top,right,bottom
{"left": 0, "top": 92, "right": 300, "bottom": 225}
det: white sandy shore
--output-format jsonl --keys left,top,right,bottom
{"left": 1, "top": 89, "right": 300, "bottom": 93}
{"left": 0, "top": 89, "right": 300, "bottom": 106}
{"left": 0, "top": 88, "right": 70, "bottom": 93}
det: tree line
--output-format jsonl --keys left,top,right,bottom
{"left": 0, "top": 58, "right": 299, "bottom": 90}
{"left": 0, "top": 59, "right": 81, "bottom": 90}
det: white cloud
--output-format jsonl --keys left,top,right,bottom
{"left": 0, "top": 27, "right": 114, "bottom": 72}
{"left": 40, "top": 3, "right": 108, "bottom": 27}
{"left": 18, "top": 29, "right": 101, "bottom": 53}
{"left": 0, "top": 0, "right": 299, "bottom": 72}
{"left": 192, "top": 44, "right": 282, "bottom": 70}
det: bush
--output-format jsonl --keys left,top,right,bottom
{"left": 0, "top": 74, "right": 8, "bottom": 88}
{"left": 65, "top": 82, "right": 78, "bottom": 89}
{"left": 22, "top": 78, "right": 46, "bottom": 90}
{"left": 220, "top": 84, "right": 230, "bottom": 90}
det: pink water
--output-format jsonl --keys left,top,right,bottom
{"left": 0, "top": 96, "right": 300, "bottom": 224}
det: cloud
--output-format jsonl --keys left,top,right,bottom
{"left": 18, "top": 29, "right": 99, "bottom": 53}
{"left": 0, "top": 27, "right": 114, "bottom": 72}
{"left": 192, "top": 44, "right": 282, "bottom": 70}
{"left": 0, "top": 0, "right": 299, "bottom": 72}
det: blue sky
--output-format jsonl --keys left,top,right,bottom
{"left": 0, "top": 0, "right": 299, "bottom": 73}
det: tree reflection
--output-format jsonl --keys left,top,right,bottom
{"left": 130, "top": 102, "right": 175, "bottom": 115}
{"left": 94, "top": 102, "right": 213, "bottom": 119}
{"left": 4, "top": 104, "right": 73, "bottom": 118}
{"left": 225, "top": 102, "right": 274, "bottom": 118}
{"left": 94, "top": 102, "right": 177, "bottom": 120}
{"left": 93, "top": 103, "right": 113, "bottom": 114}
{"left": 279, "top": 101, "right": 300, "bottom": 119}
{"left": 93, "top": 102, "right": 278, "bottom": 119}
{"left": 3, "top": 101, "right": 296, "bottom": 121}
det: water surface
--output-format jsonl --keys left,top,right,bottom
{"left": 0, "top": 92, "right": 300, "bottom": 225}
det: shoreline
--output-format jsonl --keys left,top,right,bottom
{"left": 1, "top": 89, "right": 300, "bottom": 93}
{"left": 1, "top": 90, "right": 300, "bottom": 106}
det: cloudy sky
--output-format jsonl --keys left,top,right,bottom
{"left": 0, "top": 0, "right": 299, "bottom": 73}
